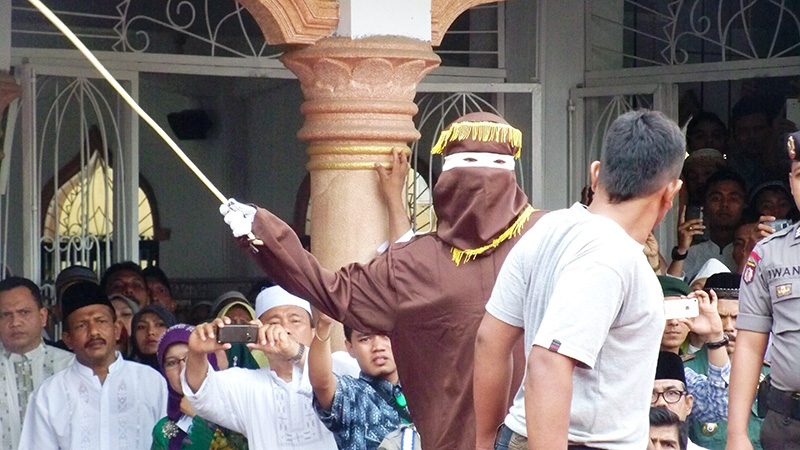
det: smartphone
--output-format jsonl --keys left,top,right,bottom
{"left": 664, "top": 298, "right": 699, "bottom": 320}
{"left": 685, "top": 205, "right": 709, "bottom": 243}
{"left": 765, "top": 219, "right": 793, "bottom": 232}
{"left": 216, "top": 325, "right": 259, "bottom": 344}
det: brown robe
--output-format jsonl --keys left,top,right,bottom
{"left": 246, "top": 207, "right": 546, "bottom": 450}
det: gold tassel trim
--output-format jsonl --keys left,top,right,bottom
{"left": 451, "top": 204, "right": 536, "bottom": 266}
{"left": 431, "top": 121, "right": 523, "bottom": 159}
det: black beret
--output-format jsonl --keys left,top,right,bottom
{"left": 61, "top": 281, "right": 114, "bottom": 323}
{"left": 655, "top": 351, "right": 686, "bottom": 385}
{"left": 704, "top": 273, "right": 740, "bottom": 300}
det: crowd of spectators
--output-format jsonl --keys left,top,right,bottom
{"left": 0, "top": 97, "right": 797, "bottom": 450}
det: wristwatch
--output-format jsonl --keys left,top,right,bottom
{"left": 671, "top": 246, "right": 688, "bottom": 261}
{"left": 288, "top": 344, "right": 305, "bottom": 364}
{"left": 707, "top": 335, "right": 730, "bottom": 350}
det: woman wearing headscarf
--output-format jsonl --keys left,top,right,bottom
{"left": 212, "top": 291, "right": 267, "bottom": 369}
{"left": 130, "top": 304, "right": 177, "bottom": 370}
{"left": 151, "top": 324, "right": 248, "bottom": 450}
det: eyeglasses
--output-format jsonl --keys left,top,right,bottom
{"left": 163, "top": 356, "right": 188, "bottom": 371}
{"left": 651, "top": 389, "right": 687, "bottom": 405}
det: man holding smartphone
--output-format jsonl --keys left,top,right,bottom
{"left": 668, "top": 171, "right": 747, "bottom": 282}
{"left": 728, "top": 131, "right": 800, "bottom": 450}
{"left": 181, "top": 286, "right": 342, "bottom": 450}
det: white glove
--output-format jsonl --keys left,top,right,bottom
{"left": 220, "top": 198, "right": 256, "bottom": 238}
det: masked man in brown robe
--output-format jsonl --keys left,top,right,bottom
{"left": 220, "top": 112, "right": 545, "bottom": 450}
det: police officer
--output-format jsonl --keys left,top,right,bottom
{"left": 727, "top": 130, "right": 800, "bottom": 450}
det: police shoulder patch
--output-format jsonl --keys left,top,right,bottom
{"left": 743, "top": 259, "right": 757, "bottom": 285}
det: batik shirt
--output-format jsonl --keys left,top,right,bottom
{"left": 0, "top": 342, "right": 74, "bottom": 449}
{"left": 685, "top": 363, "right": 730, "bottom": 423}
{"left": 313, "top": 373, "right": 406, "bottom": 450}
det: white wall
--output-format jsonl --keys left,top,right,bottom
{"left": 138, "top": 76, "right": 307, "bottom": 280}
{"left": 540, "top": 1, "right": 585, "bottom": 210}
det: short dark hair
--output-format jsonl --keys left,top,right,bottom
{"left": 142, "top": 266, "right": 171, "bottom": 294}
{"left": 343, "top": 325, "right": 352, "bottom": 341}
{"left": 599, "top": 110, "right": 686, "bottom": 203}
{"left": 100, "top": 262, "right": 145, "bottom": 292}
{"left": 731, "top": 95, "right": 779, "bottom": 130}
{"left": 649, "top": 406, "right": 688, "bottom": 450}
{"left": 704, "top": 170, "right": 747, "bottom": 201}
{"left": 0, "top": 277, "right": 44, "bottom": 309}
{"left": 687, "top": 111, "right": 726, "bottom": 137}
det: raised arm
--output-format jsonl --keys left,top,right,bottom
{"left": 474, "top": 312, "right": 524, "bottom": 450}
{"left": 376, "top": 148, "right": 413, "bottom": 242}
{"left": 220, "top": 200, "right": 399, "bottom": 334}
{"left": 309, "top": 310, "right": 337, "bottom": 411}
{"left": 185, "top": 317, "right": 231, "bottom": 393}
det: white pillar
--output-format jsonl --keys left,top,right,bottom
{"left": 113, "top": 74, "right": 140, "bottom": 264}
{"left": 20, "top": 65, "right": 40, "bottom": 281}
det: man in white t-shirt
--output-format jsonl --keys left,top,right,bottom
{"left": 474, "top": 110, "right": 686, "bottom": 450}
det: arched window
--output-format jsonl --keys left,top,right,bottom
{"left": 40, "top": 140, "right": 167, "bottom": 272}
{"left": 42, "top": 150, "right": 156, "bottom": 239}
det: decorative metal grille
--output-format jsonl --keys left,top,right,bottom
{"left": 11, "top": 0, "right": 502, "bottom": 68}
{"left": 588, "top": 0, "right": 800, "bottom": 70}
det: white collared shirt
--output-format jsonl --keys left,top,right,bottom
{"left": 19, "top": 352, "right": 167, "bottom": 450}
{"left": 0, "top": 342, "right": 73, "bottom": 449}
{"left": 182, "top": 358, "right": 348, "bottom": 450}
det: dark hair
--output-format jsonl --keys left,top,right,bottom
{"left": 100, "top": 262, "right": 145, "bottom": 293}
{"left": 599, "top": 110, "right": 686, "bottom": 203}
{"left": 649, "top": 406, "right": 688, "bottom": 450}
{"left": 343, "top": 325, "right": 352, "bottom": 341}
{"left": 687, "top": 112, "right": 726, "bottom": 138}
{"left": 142, "top": 266, "right": 171, "bottom": 294}
{"left": 0, "top": 276, "right": 44, "bottom": 309}
{"left": 704, "top": 170, "right": 747, "bottom": 201}
{"left": 731, "top": 95, "right": 779, "bottom": 131}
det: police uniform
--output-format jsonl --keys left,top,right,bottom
{"left": 736, "top": 131, "right": 800, "bottom": 449}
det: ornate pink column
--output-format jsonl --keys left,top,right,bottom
{"left": 281, "top": 37, "right": 440, "bottom": 268}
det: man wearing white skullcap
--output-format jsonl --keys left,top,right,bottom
{"left": 180, "top": 285, "right": 346, "bottom": 450}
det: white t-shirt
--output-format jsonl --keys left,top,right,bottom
{"left": 486, "top": 203, "right": 665, "bottom": 449}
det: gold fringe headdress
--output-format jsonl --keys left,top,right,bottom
{"left": 431, "top": 121, "right": 523, "bottom": 159}
{"left": 429, "top": 114, "right": 532, "bottom": 265}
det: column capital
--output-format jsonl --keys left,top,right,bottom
{"left": 281, "top": 36, "right": 440, "bottom": 171}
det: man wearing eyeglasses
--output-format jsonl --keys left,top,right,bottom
{"left": 654, "top": 351, "right": 710, "bottom": 450}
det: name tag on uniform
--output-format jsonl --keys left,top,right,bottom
{"left": 777, "top": 284, "right": 792, "bottom": 298}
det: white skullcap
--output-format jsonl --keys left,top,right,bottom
{"left": 255, "top": 286, "right": 312, "bottom": 320}
{"left": 690, "top": 258, "right": 730, "bottom": 286}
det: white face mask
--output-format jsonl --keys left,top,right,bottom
{"left": 441, "top": 152, "right": 515, "bottom": 172}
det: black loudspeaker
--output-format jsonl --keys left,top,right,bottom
{"left": 167, "top": 110, "right": 212, "bottom": 140}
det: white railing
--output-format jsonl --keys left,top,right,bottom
{"left": 587, "top": 0, "right": 800, "bottom": 70}
{"left": 11, "top": 0, "right": 502, "bottom": 68}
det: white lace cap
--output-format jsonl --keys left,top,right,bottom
{"left": 255, "top": 286, "right": 312, "bottom": 320}
{"left": 442, "top": 152, "right": 515, "bottom": 172}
